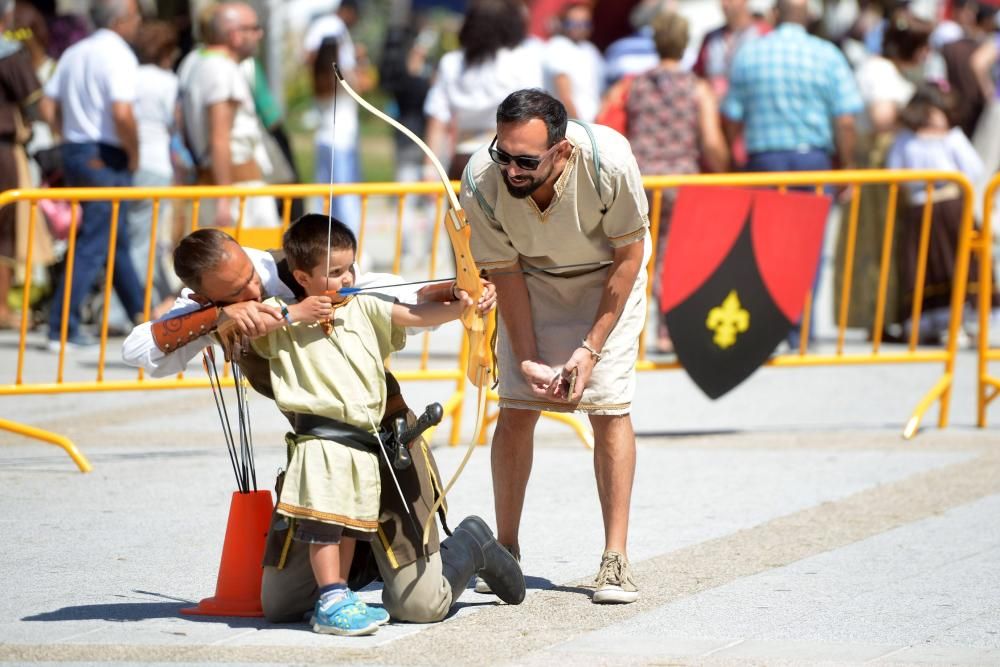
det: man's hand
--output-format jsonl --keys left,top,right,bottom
{"left": 520, "top": 359, "right": 558, "bottom": 396}
{"left": 110, "top": 100, "right": 138, "bottom": 172}
{"left": 520, "top": 352, "right": 593, "bottom": 402}
{"left": 288, "top": 296, "right": 333, "bottom": 324}
{"left": 219, "top": 301, "right": 282, "bottom": 337}
{"left": 559, "top": 347, "right": 596, "bottom": 402}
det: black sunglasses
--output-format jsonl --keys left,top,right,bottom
{"left": 488, "top": 135, "right": 558, "bottom": 171}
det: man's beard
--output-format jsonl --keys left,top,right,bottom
{"left": 501, "top": 167, "right": 551, "bottom": 199}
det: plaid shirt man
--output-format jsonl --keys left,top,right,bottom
{"left": 722, "top": 23, "right": 863, "bottom": 157}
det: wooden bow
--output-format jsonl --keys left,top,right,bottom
{"left": 334, "top": 66, "right": 494, "bottom": 546}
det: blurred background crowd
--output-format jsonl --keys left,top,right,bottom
{"left": 3, "top": 0, "right": 1000, "bottom": 352}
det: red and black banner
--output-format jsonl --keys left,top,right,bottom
{"left": 660, "top": 187, "right": 831, "bottom": 399}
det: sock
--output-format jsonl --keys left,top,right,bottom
{"left": 318, "top": 583, "right": 349, "bottom": 604}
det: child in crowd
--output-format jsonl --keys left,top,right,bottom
{"left": 886, "top": 85, "right": 985, "bottom": 345}
{"left": 250, "top": 213, "right": 485, "bottom": 636}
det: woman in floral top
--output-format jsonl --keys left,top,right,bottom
{"left": 625, "top": 11, "right": 729, "bottom": 353}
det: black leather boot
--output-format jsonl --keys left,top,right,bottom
{"left": 440, "top": 515, "right": 526, "bottom": 606}
{"left": 440, "top": 532, "right": 478, "bottom": 605}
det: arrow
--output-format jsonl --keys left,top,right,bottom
{"left": 337, "top": 260, "right": 613, "bottom": 296}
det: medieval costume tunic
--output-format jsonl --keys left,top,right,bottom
{"left": 126, "top": 250, "right": 447, "bottom": 561}
{"left": 251, "top": 293, "right": 405, "bottom": 536}
{"left": 463, "top": 122, "right": 651, "bottom": 415}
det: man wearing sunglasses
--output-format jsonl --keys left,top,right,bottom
{"left": 464, "top": 88, "right": 651, "bottom": 604}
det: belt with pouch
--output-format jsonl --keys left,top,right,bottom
{"left": 292, "top": 413, "right": 380, "bottom": 453}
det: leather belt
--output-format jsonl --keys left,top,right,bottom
{"left": 292, "top": 413, "right": 380, "bottom": 453}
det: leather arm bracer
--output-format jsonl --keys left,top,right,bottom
{"left": 150, "top": 303, "right": 220, "bottom": 353}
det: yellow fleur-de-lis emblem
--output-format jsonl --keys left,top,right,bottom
{"left": 706, "top": 290, "right": 750, "bottom": 349}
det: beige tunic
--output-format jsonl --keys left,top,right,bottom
{"left": 251, "top": 295, "right": 405, "bottom": 531}
{"left": 462, "top": 122, "right": 651, "bottom": 414}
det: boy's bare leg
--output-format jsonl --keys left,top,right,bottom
{"left": 491, "top": 407, "right": 540, "bottom": 552}
{"left": 589, "top": 413, "right": 636, "bottom": 555}
{"left": 338, "top": 537, "right": 356, "bottom": 582}
{"left": 309, "top": 543, "right": 343, "bottom": 586}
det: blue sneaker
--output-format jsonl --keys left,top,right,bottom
{"left": 360, "top": 602, "right": 390, "bottom": 626}
{"left": 309, "top": 599, "right": 390, "bottom": 627}
{"left": 312, "top": 591, "right": 379, "bottom": 636}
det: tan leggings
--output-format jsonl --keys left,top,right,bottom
{"left": 261, "top": 536, "right": 452, "bottom": 624}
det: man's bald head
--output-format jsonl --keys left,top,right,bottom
{"left": 209, "top": 1, "right": 261, "bottom": 58}
{"left": 209, "top": 2, "right": 240, "bottom": 45}
{"left": 776, "top": 0, "right": 810, "bottom": 25}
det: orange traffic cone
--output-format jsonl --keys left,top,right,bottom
{"left": 182, "top": 489, "right": 273, "bottom": 617}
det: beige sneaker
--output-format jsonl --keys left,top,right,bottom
{"left": 474, "top": 574, "right": 492, "bottom": 594}
{"left": 592, "top": 550, "right": 639, "bottom": 604}
{"left": 474, "top": 543, "right": 519, "bottom": 594}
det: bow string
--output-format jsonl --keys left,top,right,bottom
{"left": 333, "top": 65, "right": 494, "bottom": 547}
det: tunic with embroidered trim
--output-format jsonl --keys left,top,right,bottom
{"left": 251, "top": 294, "right": 405, "bottom": 427}
{"left": 462, "top": 122, "right": 651, "bottom": 414}
{"left": 250, "top": 294, "right": 406, "bottom": 531}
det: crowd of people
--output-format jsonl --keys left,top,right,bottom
{"left": 2, "top": 0, "right": 1000, "bottom": 350}
{"left": 396, "top": 0, "right": 1000, "bottom": 350}
{"left": 1, "top": 0, "right": 323, "bottom": 348}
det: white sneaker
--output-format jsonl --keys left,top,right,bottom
{"left": 45, "top": 334, "right": 98, "bottom": 353}
{"left": 939, "top": 328, "right": 972, "bottom": 349}
{"left": 592, "top": 550, "right": 639, "bottom": 604}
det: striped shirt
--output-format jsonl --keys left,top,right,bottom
{"left": 721, "top": 23, "right": 863, "bottom": 154}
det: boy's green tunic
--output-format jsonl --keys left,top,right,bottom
{"left": 251, "top": 294, "right": 405, "bottom": 533}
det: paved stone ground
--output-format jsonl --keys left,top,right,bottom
{"left": 1, "top": 315, "right": 998, "bottom": 665}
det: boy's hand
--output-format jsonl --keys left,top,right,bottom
{"left": 454, "top": 278, "right": 496, "bottom": 315}
{"left": 450, "top": 288, "right": 475, "bottom": 309}
{"left": 476, "top": 279, "right": 497, "bottom": 314}
{"left": 288, "top": 296, "right": 334, "bottom": 324}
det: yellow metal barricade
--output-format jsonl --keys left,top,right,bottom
{"left": 0, "top": 182, "right": 475, "bottom": 471}
{"left": 977, "top": 177, "right": 1000, "bottom": 427}
{"left": 0, "top": 170, "right": 982, "bottom": 470}
{"left": 636, "top": 170, "right": 976, "bottom": 440}
{"left": 478, "top": 169, "right": 976, "bottom": 446}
